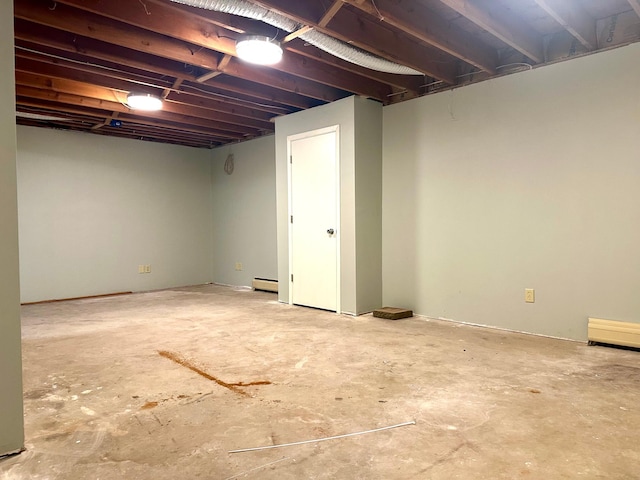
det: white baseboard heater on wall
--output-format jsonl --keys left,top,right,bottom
{"left": 588, "top": 317, "right": 640, "bottom": 348}
{"left": 252, "top": 278, "right": 278, "bottom": 293}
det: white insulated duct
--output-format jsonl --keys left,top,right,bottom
{"left": 171, "top": 0, "right": 423, "bottom": 75}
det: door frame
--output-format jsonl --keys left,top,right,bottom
{"left": 287, "top": 125, "right": 341, "bottom": 313}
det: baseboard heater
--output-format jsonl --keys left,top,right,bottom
{"left": 588, "top": 317, "right": 640, "bottom": 348}
{"left": 252, "top": 278, "right": 278, "bottom": 293}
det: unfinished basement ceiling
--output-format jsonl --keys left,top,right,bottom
{"left": 14, "top": 0, "right": 640, "bottom": 148}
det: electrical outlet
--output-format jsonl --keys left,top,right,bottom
{"left": 235, "top": 262, "right": 243, "bottom": 271}
{"left": 525, "top": 288, "right": 535, "bottom": 303}
{"left": 138, "top": 265, "right": 145, "bottom": 274}
{"left": 145, "top": 265, "right": 151, "bottom": 273}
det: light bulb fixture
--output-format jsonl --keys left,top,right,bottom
{"left": 127, "top": 93, "right": 163, "bottom": 111}
{"left": 235, "top": 35, "right": 283, "bottom": 65}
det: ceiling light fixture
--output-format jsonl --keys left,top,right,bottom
{"left": 235, "top": 35, "right": 283, "bottom": 65}
{"left": 127, "top": 93, "right": 163, "bottom": 111}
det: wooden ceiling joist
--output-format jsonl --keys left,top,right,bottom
{"left": 284, "top": 38, "right": 423, "bottom": 95}
{"left": 149, "top": 1, "right": 423, "bottom": 94}
{"left": 51, "top": 0, "right": 393, "bottom": 101}
{"left": 282, "top": 26, "right": 314, "bottom": 43}
{"left": 15, "top": 84, "right": 268, "bottom": 137}
{"left": 232, "top": 0, "right": 458, "bottom": 83}
{"left": 14, "top": 62, "right": 277, "bottom": 128}
{"left": 15, "top": 0, "right": 349, "bottom": 103}
{"left": 196, "top": 55, "right": 233, "bottom": 83}
{"left": 18, "top": 98, "right": 247, "bottom": 142}
{"left": 162, "top": 78, "right": 184, "bottom": 100}
{"left": 91, "top": 111, "right": 119, "bottom": 130}
{"left": 14, "top": 22, "right": 316, "bottom": 111}
{"left": 16, "top": 47, "right": 295, "bottom": 117}
{"left": 343, "top": 0, "right": 498, "bottom": 73}
{"left": 16, "top": 96, "right": 253, "bottom": 145}
{"left": 318, "top": 0, "right": 344, "bottom": 28}
{"left": 438, "top": 0, "right": 544, "bottom": 64}
{"left": 533, "top": 0, "right": 597, "bottom": 50}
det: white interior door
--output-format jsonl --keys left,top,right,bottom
{"left": 289, "top": 128, "right": 339, "bottom": 311}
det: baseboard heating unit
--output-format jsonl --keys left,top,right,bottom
{"left": 588, "top": 317, "right": 640, "bottom": 348}
{"left": 252, "top": 278, "right": 278, "bottom": 293}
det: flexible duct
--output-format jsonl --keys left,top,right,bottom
{"left": 171, "top": 0, "right": 423, "bottom": 75}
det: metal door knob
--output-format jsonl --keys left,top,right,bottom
{"left": 327, "top": 228, "right": 335, "bottom": 235}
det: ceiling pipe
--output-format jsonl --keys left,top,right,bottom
{"left": 170, "top": 0, "right": 423, "bottom": 75}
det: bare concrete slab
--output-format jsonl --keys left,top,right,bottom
{"left": 1, "top": 284, "right": 639, "bottom": 479}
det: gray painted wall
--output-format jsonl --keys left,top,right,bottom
{"left": 382, "top": 43, "right": 640, "bottom": 340}
{"left": 16, "top": 126, "right": 213, "bottom": 303}
{"left": 210, "top": 135, "right": 277, "bottom": 287}
{"left": 354, "top": 99, "right": 383, "bottom": 313}
{"left": 0, "top": 0, "right": 25, "bottom": 455}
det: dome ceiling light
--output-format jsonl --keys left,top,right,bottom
{"left": 235, "top": 35, "right": 283, "bottom": 65}
{"left": 127, "top": 93, "right": 163, "bottom": 111}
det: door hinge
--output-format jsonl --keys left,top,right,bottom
{"left": 290, "top": 155, "right": 293, "bottom": 164}
{"left": 290, "top": 215, "right": 293, "bottom": 223}
{"left": 291, "top": 274, "right": 293, "bottom": 282}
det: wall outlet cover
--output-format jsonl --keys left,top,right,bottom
{"left": 525, "top": 288, "right": 535, "bottom": 303}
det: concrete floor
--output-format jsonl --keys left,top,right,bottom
{"left": 1, "top": 284, "right": 639, "bottom": 479}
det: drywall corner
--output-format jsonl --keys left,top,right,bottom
{"left": 0, "top": 0, "right": 25, "bottom": 455}
{"left": 354, "top": 97, "right": 382, "bottom": 314}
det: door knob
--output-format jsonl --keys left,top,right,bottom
{"left": 327, "top": 228, "right": 335, "bottom": 235}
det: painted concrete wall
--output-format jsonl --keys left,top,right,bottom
{"left": 210, "top": 135, "right": 277, "bottom": 287}
{"left": 275, "top": 96, "right": 382, "bottom": 315}
{"left": 16, "top": 127, "right": 213, "bottom": 303}
{"left": 0, "top": 0, "right": 25, "bottom": 455}
{"left": 382, "top": 43, "right": 640, "bottom": 340}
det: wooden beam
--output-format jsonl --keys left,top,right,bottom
{"left": 50, "top": 0, "right": 392, "bottom": 101}
{"left": 285, "top": 38, "right": 422, "bottom": 95}
{"left": 196, "top": 71, "right": 222, "bottom": 83}
{"left": 16, "top": 97, "right": 246, "bottom": 140}
{"left": 91, "top": 111, "right": 119, "bottom": 130}
{"left": 318, "top": 0, "right": 343, "bottom": 28}
{"left": 15, "top": 112, "right": 230, "bottom": 150}
{"left": 14, "top": 59, "right": 276, "bottom": 124}
{"left": 196, "top": 55, "right": 232, "bottom": 83}
{"left": 438, "top": 0, "right": 544, "bottom": 63}
{"left": 162, "top": 78, "right": 184, "bottom": 100}
{"left": 249, "top": 0, "right": 457, "bottom": 83}
{"left": 16, "top": 90, "right": 258, "bottom": 142}
{"left": 282, "top": 26, "right": 314, "bottom": 43}
{"left": 533, "top": 0, "right": 596, "bottom": 50}
{"left": 628, "top": 0, "right": 640, "bottom": 17}
{"left": 15, "top": 0, "right": 347, "bottom": 102}
{"left": 15, "top": 47, "right": 293, "bottom": 116}
{"left": 14, "top": 76, "right": 273, "bottom": 134}
{"left": 343, "top": 0, "right": 498, "bottom": 73}
{"left": 15, "top": 21, "right": 317, "bottom": 110}
{"left": 148, "top": 2, "right": 422, "bottom": 94}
